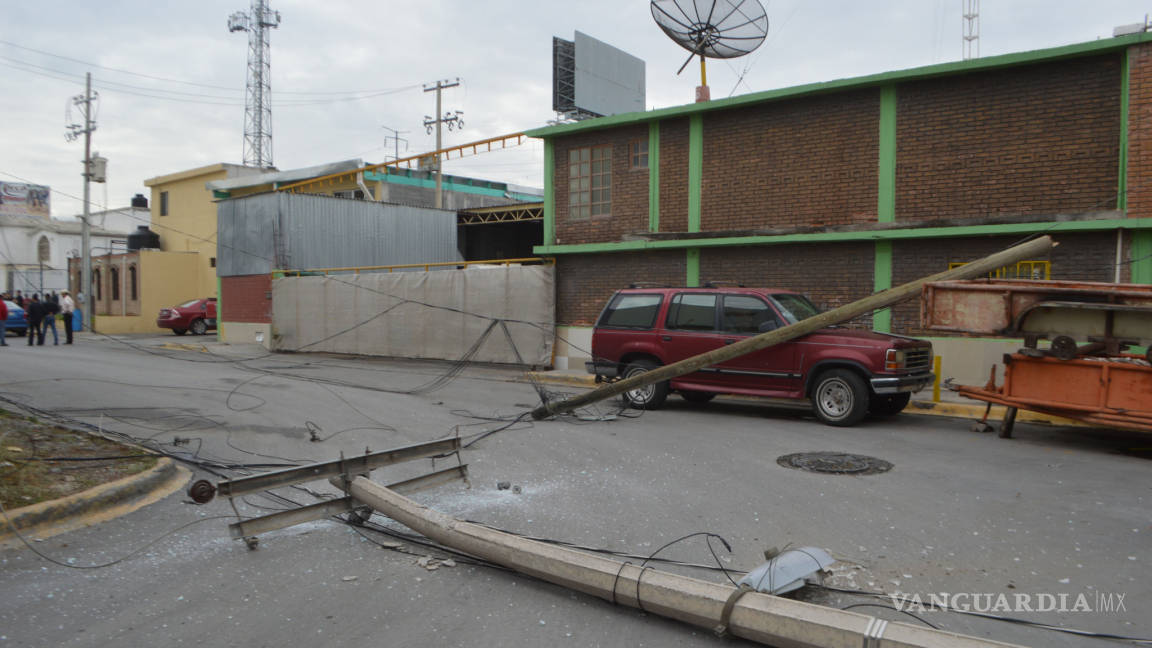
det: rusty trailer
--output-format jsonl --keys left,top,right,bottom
{"left": 922, "top": 278, "right": 1152, "bottom": 435}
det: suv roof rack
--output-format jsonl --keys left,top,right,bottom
{"left": 702, "top": 280, "right": 746, "bottom": 288}
{"left": 627, "top": 282, "right": 671, "bottom": 289}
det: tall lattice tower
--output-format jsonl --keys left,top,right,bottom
{"left": 229, "top": 0, "right": 281, "bottom": 168}
{"left": 962, "top": 0, "right": 979, "bottom": 60}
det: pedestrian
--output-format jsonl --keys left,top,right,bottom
{"left": 25, "top": 294, "right": 45, "bottom": 346}
{"left": 60, "top": 290, "right": 75, "bottom": 344}
{"left": 14, "top": 290, "right": 24, "bottom": 309}
{"left": 0, "top": 297, "right": 8, "bottom": 346}
{"left": 41, "top": 296, "right": 60, "bottom": 345}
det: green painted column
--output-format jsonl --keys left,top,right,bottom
{"left": 543, "top": 139, "right": 555, "bottom": 245}
{"left": 688, "top": 113, "right": 703, "bottom": 233}
{"left": 1119, "top": 50, "right": 1130, "bottom": 211}
{"left": 873, "top": 240, "right": 893, "bottom": 332}
{"left": 878, "top": 84, "right": 897, "bottom": 223}
{"left": 648, "top": 121, "right": 660, "bottom": 232}
{"left": 1133, "top": 230, "right": 1152, "bottom": 284}
{"left": 686, "top": 248, "right": 700, "bottom": 287}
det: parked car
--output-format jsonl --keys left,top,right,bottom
{"left": 3, "top": 300, "right": 27, "bottom": 337}
{"left": 156, "top": 298, "right": 217, "bottom": 336}
{"left": 587, "top": 287, "right": 934, "bottom": 426}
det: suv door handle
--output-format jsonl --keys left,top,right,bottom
{"left": 661, "top": 335, "right": 672, "bottom": 341}
{"left": 724, "top": 339, "right": 736, "bottom": 345}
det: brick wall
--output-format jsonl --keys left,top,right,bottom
{"left": 658, "top": 119, "right": 690, "bottom": 233}
{"left": 556, "top": 251, "right": 685, "bottom": 326}
{"left": 1127, "top": 43, "right": 1152, "bottom": 218}
{"left": 701, "top": 90, "right": 880, "bottom": 230}
{"left": 221, "top": 274, "right": 272, "bottom": 323}
{"left": 895, "top": 55, "right": 1121, "bottom": 222}
{"left": 700, "top": 243, "right": 876, "bottom": 327}
{"left": 553, "top": 125, "right": 649, "bottom": 246}
{"left": 891, "top": 233, "right": 1119, "bottom": 334}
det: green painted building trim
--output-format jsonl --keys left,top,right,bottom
{"left": 360, "top": 169, "right": 540, "bottom": 200}
{"left": 877, "top": 85, "right": 897, "bottom": 223}
{"left": 1133, "top": 230, "right": 1152, "bottom": 284}
{"left": 686, "top": 248, "right": 700, "bottom": 287}
{"left": 532, "top": 217, "right": 1152, "bottom": 256}
{"left": 688, "top": 114, "right": 703, "bottom": 232}
{"left": 1119, "top": 49, "right": 1130, "bottom": 211}
{"left": 543, "top": 140, "right": 555, "bottom": 246}
{"left": 212, "top": 190, "right": 231, "bottom": 200}
{"left": 873, "top": 240, "right": 893, "bottom": 332}
{"left": 525, "top": 34, "right": 1151, "bottom": 140}
{"left": 648, "top": 121, "right": 660, "bottom": 232}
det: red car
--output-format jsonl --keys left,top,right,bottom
{"left": 157, "top": 298, "right": 217, "bottom": 336}
{"left": 587, "top": 287, "right": 934, "bottom": 426}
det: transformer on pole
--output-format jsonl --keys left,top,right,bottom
{"left": 229, "top": 0, "right": 281, "bottom": 168}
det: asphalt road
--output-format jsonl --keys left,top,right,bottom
{"left": 0, "top": 333, "right": 1148, "bottom": 647}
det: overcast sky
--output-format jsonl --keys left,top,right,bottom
{"left": 1, "top": 1, "right": 1149, "bottom": 219}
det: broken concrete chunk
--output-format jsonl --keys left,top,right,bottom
{"left": 441, "top": 559, "right": 456, "bottom": 568}
{"left": 497, "top": 481, "right": 511, "bottom": 490}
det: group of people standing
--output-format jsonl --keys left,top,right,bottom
{"left": 1, "top": 289, "right": 75, "bottom": 346}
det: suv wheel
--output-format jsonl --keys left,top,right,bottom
{"left": 811, "top": 369, "right": 869, "bottom": 426}
{"left": 680, "top": 390, "right": 715, "bottom": 404}
{"left": 173, "top": 328, "right": 187, "bottom": 336}
{"left": 869, "top": 392, "right": 911, "bottom": 417}
{"left": 621, "top": 360, "right": 669, "bottom": 410}
{"left": 189, "top": 319, "right": 208, "bottom": 336}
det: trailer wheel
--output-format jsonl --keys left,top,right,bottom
{"left": 812, "top": 369, "right": 870, "bottom": 427}
{"left": 1050, "top": 335, "right": 1077, "bottom": 360}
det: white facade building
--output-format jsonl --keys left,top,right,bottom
{"left": 0, "top": 204, "right": 149, "bottom": 296}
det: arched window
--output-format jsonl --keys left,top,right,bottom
{"left": 93, "top": 269, "right": 101, "bottom": 300}
{"left": 37, "top": 236, "right": 49, "bottom": 263}
{"left": 110, "top": 267, "right": 120, "bottom": 301}
{"left": 129, "top": 265, "right": 138, "bottom": 301}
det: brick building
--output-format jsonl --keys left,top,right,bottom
{"left": 527, "top": 34, "right": 1152, "bottom": 376}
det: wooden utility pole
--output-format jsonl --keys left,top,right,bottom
{"left": 531, "top": 236, "right": 1056, "bottom": 420}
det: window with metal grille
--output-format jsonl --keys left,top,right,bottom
{"left": 568, "top": 145, "right": 611, "bottom": 219}
{"left": 630, "top": 140, "right": 648, "bottom": 169}
{"left": 948, "top": 260, "right": 1051, "bottom": 280}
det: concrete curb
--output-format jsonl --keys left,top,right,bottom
{"left": 0, "top": 457, "right": 192, "bottom": 548}
{"left": 522, "top": 371, "right": 1085, "bottom": 427}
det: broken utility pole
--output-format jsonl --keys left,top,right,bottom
{"left": 344, "top": 476, "right": 1025, "bottom": 648}
{"left": 531, "top": 235, "right": 1056, "bottom": 420}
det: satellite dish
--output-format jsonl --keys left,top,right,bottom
{"left": 651, "top": 0, "right": 768, "bottom": 91}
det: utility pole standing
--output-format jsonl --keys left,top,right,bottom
{"left": 423, "top": 79, "right": 462, "bottom": 209}
{"left": 381, "top": 125, "right": 409, "bottom": 164}
{"left": 66, "top": 72, "right": 97, "bottom": 333}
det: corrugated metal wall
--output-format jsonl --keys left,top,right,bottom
{"left": 217, "top": 193, "right": 462, "bottom": 276}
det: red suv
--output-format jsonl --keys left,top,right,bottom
{"left": 587, "top": 287, "right": 934, "bottom": 426}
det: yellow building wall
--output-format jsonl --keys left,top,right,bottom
{"left": 91, "top": 251, "right": 202, "bottom": 334}
{"left": 144, "top": 164, "right": 229, "bottom": 299}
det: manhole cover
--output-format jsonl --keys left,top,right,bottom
{"left": 776, "top": 452, "right": 892, "bottom": 475}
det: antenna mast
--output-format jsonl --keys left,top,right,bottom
{"left": 962, "top": 0, "right": 979, "bottom": 60}
{"left": 229, "top": 0, "right": 281, "bottom": 168}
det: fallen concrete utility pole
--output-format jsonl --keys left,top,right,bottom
{"left": 531, "top": 235, "right": 1055, "bottom": 419}
{"left": 346, "top": 476, "right": 1024, "bottom": 648}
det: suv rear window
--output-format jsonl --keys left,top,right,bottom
{"left": 599, "top": 294, "right": 662, "bottom": 329}
{"left": 666, "top": 293, "right": 717, "bottom": 331}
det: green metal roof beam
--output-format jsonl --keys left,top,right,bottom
{"left": 532, "top": 218, "right": 1152, "bottom": 255}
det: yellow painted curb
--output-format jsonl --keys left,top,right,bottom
{"left": 524, "top": 371, "right": 596, "bottom": 388}
{"left": 159, "top": 343, "right": 209, "bottom": 353}
{"left": 0, "top": 457, "right": 192, "bottom": 548}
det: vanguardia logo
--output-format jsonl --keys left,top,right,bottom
{"left": 889, "top": 592, "right": 1127, "bottom": 614}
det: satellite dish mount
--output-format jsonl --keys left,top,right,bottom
{"left": 651, "top": 0, "right": 769, "bottom": 102}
